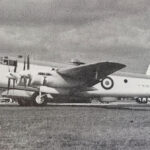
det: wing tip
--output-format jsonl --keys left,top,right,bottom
{"left": 117, "top": 63, "right": 126, "bottom": 70}
{"left": 107, "top": 62, "right": 126, "bottom": 69}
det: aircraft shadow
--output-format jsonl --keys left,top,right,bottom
{"left": 99, "top": 105, "right": 150, "bottom": 111}
{"left": 0, "top": 103, "right": 150, "bottom": 111}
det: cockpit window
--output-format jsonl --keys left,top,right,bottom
{"left": 0, "top": 57, "right": 17, "bottom": 66}
{"left": 38, "top": 72, "right": 45, "bottom": 75}
{"left": 38, "top": 72, "right": 51, "bottom": 76}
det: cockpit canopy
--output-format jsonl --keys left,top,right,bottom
{"left": 0, "top": 56, "right": 17, "bottom": 66}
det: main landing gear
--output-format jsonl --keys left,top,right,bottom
{"left": 31, "top": 92, "right": 48, "bottom": 106}
{"left": 17, "top": 92, "right": 48, "bottom": 106}
{"left": 135, "top": 97, "right": 148, "bottom": 104}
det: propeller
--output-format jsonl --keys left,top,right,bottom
{"left": 6, "top": 72, "right": 18, "bottom": 94}
{"left": 19, "top": 70, "right": 32, "bottom": 87}
{"left": 22, "top": 76, "right": 27, "bottom": 87}
{"left": 23, "top": 55, "right": 30, "bottom": 70}
{"left": 7, "top": 54, "right": 31, "bottom": 94}
{"left": 24, "top": 55, "right": 30, "bottom": 86}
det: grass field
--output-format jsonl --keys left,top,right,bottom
{"left": 0, "top": 105, "right": 150, "bottom": 150}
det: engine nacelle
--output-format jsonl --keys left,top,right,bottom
{"left": 30, "top": 75, "right": 45, "bottom": 86}
{"left": 40, "top": 86, "right": 70, "bottom": 95}
{"left": 44, "top": 76, "right": 84, "bottom": 88}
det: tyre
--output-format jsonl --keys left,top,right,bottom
{"left": 31, "top": 92, "right": 48, "bottom": 106}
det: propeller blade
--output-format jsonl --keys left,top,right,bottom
{"left": 13, "top": 79, "right": 15, "bottom": 88}
{"left": 7, "top": 78, "right": 10, "bottom": 94}
{"left": 27, "top": 55, "right": 30, "bottom": 70}
{"left": 23, "top": 56, "right": 26, "bottom": 70}
{"left": 23, "top": 77, "right": 27, "bottom": 87}
{"left": 14, "top": 60, "right": 17, "bottom": 72}
{"left": 28, "top": 78, "right": 31, "bottom": 86}
{"left": 10, "top": 72, "right": 19, "bottom": 80}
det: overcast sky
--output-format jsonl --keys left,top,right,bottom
{"left": 0, "top": 0, "right": 150, "bottom": 72}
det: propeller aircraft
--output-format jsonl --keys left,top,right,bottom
{"left": 0, "top": 55, "right": 126, "bottom": 106}
{"left": 2, "top": 55, "right": 150, "bottom": 106}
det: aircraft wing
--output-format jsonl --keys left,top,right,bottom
{"left": 58, "top": 62, "right": 126, "bottom": 85}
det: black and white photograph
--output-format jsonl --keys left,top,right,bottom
{"left": 0, "top": 0, "right": 150, "bottom": 149}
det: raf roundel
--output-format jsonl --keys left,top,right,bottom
{"left": 101, "top": 77, "right": 114, "bottom": 90}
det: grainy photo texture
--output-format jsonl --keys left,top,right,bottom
{"left": 0, "top": 0, "right": 150, "bottom": 150}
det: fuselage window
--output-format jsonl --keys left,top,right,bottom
{"left": 38, "top": 72, "right": 51, "bottom": 76}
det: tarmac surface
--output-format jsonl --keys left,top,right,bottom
{"left": 0, "top": 101, "right": 150, "bottom": 150}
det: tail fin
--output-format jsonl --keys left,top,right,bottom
{"left": 146, "top": 65, "right": 150, "bottom": 75}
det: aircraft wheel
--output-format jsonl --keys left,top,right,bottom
{"left": 32, "top": 93, "right": 48, "bottom": 106}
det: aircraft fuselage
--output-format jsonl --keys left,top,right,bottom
{"left": 79, "top": 72, "right": 150, "bottom": 98}
{"left": 1, "top": 57, "right": 150, "bottom": 103}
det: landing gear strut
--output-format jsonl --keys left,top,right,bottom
{"left": 17, "top": 93, "right": 48, "bottom": 106}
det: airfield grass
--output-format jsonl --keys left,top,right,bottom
{"left": 0, "top": 105, "right": 150, "bottom": 150}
